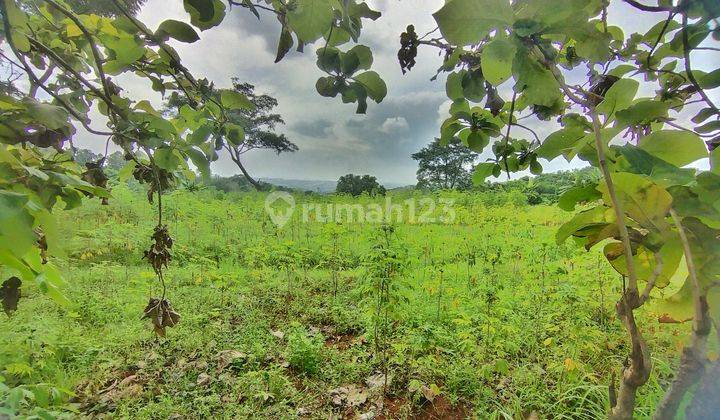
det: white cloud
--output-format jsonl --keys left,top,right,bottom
{"left": 379, "top": 117, "right": 409, "bottom": 133}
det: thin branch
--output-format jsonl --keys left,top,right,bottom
{"left": 228, "top": 0, "right": 279, "bottom": 15}
{"left": 665, "top": 120, "right": 717, "bottom": 137}
{"left": 682, "top": 14, "right": 719, "bottom": 114}
{"left": 26, "top": 36, "right": 121, "bottom": 113}
{"left": 622, "top": 0, "right": 675, "bottom": 13}
{"left": 44, "top": 0, "right": 119, "bottom": 121}
{"left": 639, "top": 253, "right": 662, "bottom": 305}
{"left": 502, "top": 92, "right": 517, "bottom": 180}
{"left": 418, "top": 26, "right": 440, "bottom": 41}
{"left": 511, "top": 122, "right": 540, "bottom": 143}
{"left": 29, "top": 63, "right": 55, "bottom": 98}
{"left": 591, "top": 109, "right": 639, "bottom": 293}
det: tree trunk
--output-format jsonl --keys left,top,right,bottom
{"left": 231, "top": 155, "right": 263, "bottom": 191}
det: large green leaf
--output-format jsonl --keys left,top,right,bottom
{"left": 604, "top": 236, "right": 683, "bottom": 289}
{"left": 445, "top": 71, "right": 465, "bottom": 101}
{"left": 481, "top": 35, "right": 516, "bottom": 86}
{"left": 472, "top": 162, "right": 497, "bottom": 184}
{"left": 558, "top": 184, "right": 601, "bottom": 211}
{"left": 615, "top": 100, "right": 669, "bottom": 127}
{"left": 184, "top": 0, "right": 226, "bottom": 30}
{"left": 596, "top": 78, "right": 638, "bottom": 117}
{"left": 598, "top": 172, "right": 672, "bottom": 233}
{"left": 433, "top": 0, "right": 514, "bottom": 46}
{"left": 287, "top": 0, "right": 334, "bottom": 43}
{"left": 638, "top": 130, "right": 707, "bottom": 166}
{"left": 512, "top": 49, "right": 562, "bottom": 107}
{"left": 220, "top": 90, "right": 256, "bottom": 111}
{"left": 556, "top": 205, "right": 612, "bottom": 244}
{"left": 612, "top": 144, "right": 696, "bottom": 188}
{"left": 536, "top": 127, "right": 586, "bottom": 160}
{"left": 347, "top": 45, "right": 373, "bottom": 70}
{"left": 156, "top": 20, "right": 200, "bottom": 43}
{"left": 0, "top": 191, "right": 35, "bottom": 258}
{"left": 354, "top": 71, "right": 386, "bottom": 102}
{"left": 154, "top": 147, "right": 182, "bottom": 171}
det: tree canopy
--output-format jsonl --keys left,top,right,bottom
{"left": 412, "top": 137, "right": 476, "bottom": 190}
{"left": 165, "top": 78, "right": 298, "bottom": 190}
{"left": 336, "top": 174, "right": 386, "bottom": 196}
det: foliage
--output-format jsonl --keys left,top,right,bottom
{"left": 0, "top": 186, "right": 687, "bottom": 417}
{"left": 165, "top": 79, "right": 298, "bottom": 189}
{"left": 285, "top": 323, "right": 324, "bottom": 376}
{"left": 335, "top": 173, "right": 386, "bottom": 196}
{"left": 400, "top": 1, "right": 720, "bottom": 416}
{"left": 412, "top": 137, "right": 476, "bottom": 191}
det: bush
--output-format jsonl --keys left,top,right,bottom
{"left": 285, "top": 325, "right": 324, "bottom": 375}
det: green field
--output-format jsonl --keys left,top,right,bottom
{"left": 1, "top": 184, "right": 691, "bottom": 419}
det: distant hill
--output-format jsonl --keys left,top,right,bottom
{"left": 260, "top": 177, "right": 409, "bottom": 193}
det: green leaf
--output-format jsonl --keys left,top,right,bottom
{"left": 638, "top": 130, "right": 707, "bottom": 166}
{"left": 598, "top": 172, "right": 672, "bottom": 232}
{"left": 354, "top": 71, "right": 386, "bottom": 102}
{"left": 275, "top": 27, "right": 294, "bottom": 63}
{"left": 316, "top": 47, "right": 341, "bottom": 73}
{"left": 612, "top": 144, "right": 696, "bottom": 188}
{"left": 472, "top": 162, "right": 497, "bottom": 184}
{"left": 154, "top": 147, "right": 182, "bottom": 171}
{"left": 512, "top": 49, "right": 562, "bottom": 107}
{"left": 23, "top": 100, "right": 69, "bottom": 130}
{"left": 446, "top": 71, "right": 465, "bottom": 101}
{"left": 699, "top": 68, "right": 720, "bottom": 89}
{"left": 481, "top": 35, "right": 516, "bottom": 86}
{"left": 225, "top": 124, "right": 245, "bottom": 146}
{"left": 0, "top": 191, "right": 35, "bottom": 258}
{"left": 615, "top": 100, "right": 669, "bottom": 127}
{"left": 156, "top": 19, "right": 200, "bottom": 43}
{"left": 347, "top": 45, "right": 373, "bottom": 70}
{"left": 220, "top": 89, "right": 255, "bottom": 111}
{"left": 696, "top": 120, "right": 720, "bottom": 134}
{"left": 341, "top": 51, "right": 360, "bottom": 75}
{"left": 287, "top": 0, "right": 334, "bottom": 43}
{"left": 556, "top": 205, "right": 612, "bottom": 244}
{"left": 605, "top": 237, "right": 683, "bottom": 289}
{"left": 462, "top": 72, "right": 485, "bottom": 102}
{"left": 536, "top": 127, "right": 585, "bottom": 160}
{"left": 184, "top": 0, "right": 226, "bottom": 30}
{"left": 316, "top": 76, "right": 341, "bottom": 97}
{"left": 188, "top": 124, "right": 213, "bottom": 146}
{"left": 466, "top": 130, "right": 489, "bottom": 152}
{"left": 433, "top": 0, "right": 514, "bottom": 45}
{"left": 558, "top": 184, "right": 601, "bottom": 211}
{"left": 185, "top": 147, "right": 211, "bottom": 179}
{"left": 596, "top": 78, "right": 638, "bottom": 117}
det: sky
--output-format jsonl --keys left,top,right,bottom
{"left": 65, "top": 0, "right": 718, "bottom": 185}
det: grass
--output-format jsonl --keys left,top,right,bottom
{"left": 0, "top": 184, "right": 688, "bottom": 418}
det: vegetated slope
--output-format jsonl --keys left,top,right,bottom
{"left": 0, "top": 185, "right": 685, "bottom": 418}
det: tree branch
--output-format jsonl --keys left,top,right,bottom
{"left": 681, "top": 14, "right": 719, "bottom": 115}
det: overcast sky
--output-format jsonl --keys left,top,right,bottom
{"left": 69, "top": 0, "right": 718, "bottom": 184}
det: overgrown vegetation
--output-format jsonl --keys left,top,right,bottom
{"left": 0, "top": 185, "right": 695, "bottom": 418}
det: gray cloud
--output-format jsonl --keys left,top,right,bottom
{"left": 291, "top": 119, "right": 334, "bottom": 138}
